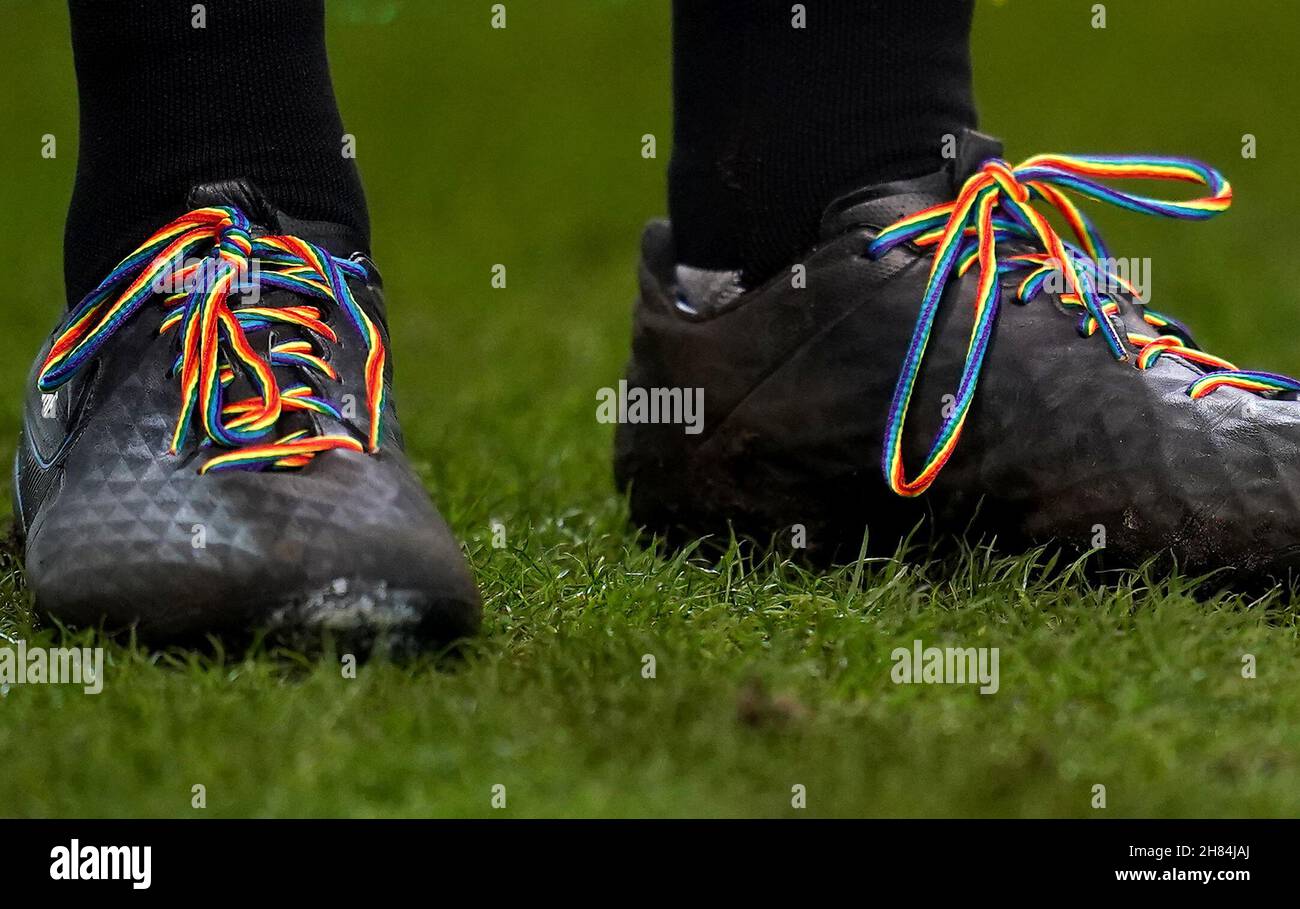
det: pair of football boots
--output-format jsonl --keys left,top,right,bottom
{"left": 18, "top": 131, "right": 1300, "bottom": 649}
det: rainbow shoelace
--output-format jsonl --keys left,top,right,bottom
{"left": 37, "top": 206, "right": 386, "bottom": 473}
{"left": 867, "top": 153, "right": 1300, "bottom": 498}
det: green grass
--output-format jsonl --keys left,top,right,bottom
{"left": 0, "top": 0, "right": 1297, "bottom": 817}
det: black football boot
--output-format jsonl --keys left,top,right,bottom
{"left": 616, "top": 129, "right": 1300, "bottom": 585}
{"left": 15, "top": 180, "right": 481, "bottom": 651}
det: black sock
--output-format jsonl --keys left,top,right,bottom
{"left": 64, "top": 0, "right": 368, "bottom": 307}
{"left": 668, "top": 0, "right": 977, "bottom": 284}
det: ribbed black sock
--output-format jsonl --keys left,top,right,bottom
{"left": 64, "top": 0, "right": 368, "bottom": 307}
{"left": 668, "top": 0, "right": 977, "bottom": 285}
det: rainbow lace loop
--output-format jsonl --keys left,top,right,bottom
{"left": 37, "top": 206, "right": 386, "bottom": 473}
{"left": 867, "top": 153, "right": 1300, "bottom": 498}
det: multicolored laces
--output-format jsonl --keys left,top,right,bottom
{"left": 867, "top": 153, "right": 1299, "bottom": 498}
{"left": 37, "top": 206, "right": 386, "bottom": 473}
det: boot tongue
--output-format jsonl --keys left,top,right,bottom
{"left": 819, "top": 128, "right": 1004, "bottom": 239}
{"left": 187, "top": 178, "right": 279, "bottom": 227}
{"left": 184, "top": 178, "right": 368, "bottom": 258}
{"left": 951, "top": 129, "right": 1004, "bottom": 186}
